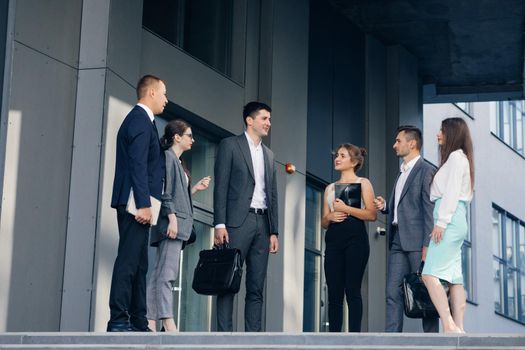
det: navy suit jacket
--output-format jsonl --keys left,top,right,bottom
{"left": 111, "top": 105, "right": 165, "bottom": 209}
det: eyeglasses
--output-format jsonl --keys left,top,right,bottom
{"left": 182, "top": 133, "right": 194, "bottom": 139}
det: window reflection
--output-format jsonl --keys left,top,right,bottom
{"left": 142, "top": 0, "right": 246, "bottom": 84}
{"left": 492, "top": 205, "right": 525, "bottom": 322}
{"left": 491, "top": 100, "right": 525, "bottom": 156}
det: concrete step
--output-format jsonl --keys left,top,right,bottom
{"left": 0, "top": 333, "right": 524, "bottom": 350}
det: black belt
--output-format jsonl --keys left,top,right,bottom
{"left": 249, "top": 207, "right": 267, "bottom": 215}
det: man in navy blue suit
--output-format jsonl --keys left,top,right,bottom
{"left": 107, "top": 75, "right": 167, "bottom": 332}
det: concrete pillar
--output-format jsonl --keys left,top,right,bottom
{"left": 59, "top": 0, "right": 111, "bottom": 331}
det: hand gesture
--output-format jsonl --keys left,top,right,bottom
{"left": 373, "top": 196, "right": 385, "bottom": 211}
{"left": 333, "top": 198, "right": 348, "bottom": 213}
{"left": 135, "top": 207, "right": 152, "bottom": 225}
{"left": 269, "top": 235, "right": 279, "bottom": 254}
{"left": 214, "top": 227, "right": 229, "bottom": 245}
{"left": 193, "top": 176, "right": 211, "bottom": 192}
{"left": 430, "top": 225, "right": 445, "bottom": 244}
{"left": 329, "top": 211, "right": 347, "bottom": 223}
{"left": 167, "top": 215, "right": 178, "bottom": 239}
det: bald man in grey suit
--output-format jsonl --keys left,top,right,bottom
{"left": 374, "top": 126, "right": 439, "bottom": 333}
{"left": 213, "top": 101, "right": 279, "bottom": 332}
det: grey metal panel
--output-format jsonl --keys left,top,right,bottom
{"left": 0, "top": 0, "right": 15, "bottom": 331}
{"left": 364, "top": 35, "right": 388, "bottom": 332}
{"left": 270, "top": 0, "right": 309, "bottom": 173}
{"left": 140, "top": 30, "right": 245, "bottom": 135}
{"left": 266, "top": 0, "right": 309, "bottom": 332}
{"left": 243, "top": 0, "right": 261, "bottom": 103}
{"left": 0, "top": 0, "right": 8, "bottom": 114}
{"left": 2, "top": 42, "right": 76, "bottom": 331}
{"left": 306, "top": 0, "right": 335, "bottom": 183}
{"left": 14, "top": 0, "right": 82, "bottom": 67}
{"left": 60, "top": 68, "right": 107, "bottom": 331}
{"left": 78, "top": 0, "right": 110, "bottom": 69}
{"left": 332, "top": 13, "right": 365, "bottom": 176}
{"left": 91, "top": 70, "right": 137, "bottom": 331}
{"left": 106, "top": 0, "right": 143, "bottom": 86}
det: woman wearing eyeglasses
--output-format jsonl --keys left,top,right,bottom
{"left": 146, "top": 119, "right": 211, "bottom": 332}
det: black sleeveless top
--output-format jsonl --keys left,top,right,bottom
{"left": 326, "top": 183, "right": 367, "bottom": 245}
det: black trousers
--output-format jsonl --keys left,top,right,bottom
{"left": 324, "top": 219, "right": 369, "bottom": 332}
{"left": 108, "top": 206, "right": 150, "bottom": 329}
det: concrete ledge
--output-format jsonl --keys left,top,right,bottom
{"left": 0, "top": 332, "right": 523, "bottom": 350}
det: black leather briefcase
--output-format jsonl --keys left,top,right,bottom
{"left": 403, "top": 261, "right": 449, "bottom": 319}
{"left": 192, "top": 244, "right": 243, "bottom": 295}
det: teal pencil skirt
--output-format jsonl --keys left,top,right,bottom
{"left": 422, "top": 199, "right": 467, "bottom": 285}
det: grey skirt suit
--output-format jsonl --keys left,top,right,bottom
{"left": 146, "top": 148, "right": 193, "bottom": 320}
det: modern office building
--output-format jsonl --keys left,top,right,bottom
{"left": 0, "top": 0, "right": 524, "bottom": 333}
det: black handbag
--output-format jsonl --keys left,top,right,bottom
{"left": 192, "top": 244, "right": 243, "bottom": 295}
{"left": 403, "top": 261, "right": 449, "bottom": 319}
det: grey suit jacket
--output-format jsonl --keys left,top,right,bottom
{"left": 150, "top": 148, "right": 193, "bottom": 246}
{"left": 383, "top": 157, "right": 436, "bottom": 251}
{"left": 213, "top": 134, "right": 279, "bottom": 235}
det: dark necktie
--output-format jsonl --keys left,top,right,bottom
{"left": 152, "top": 119, "right": 159, "bottom": 137}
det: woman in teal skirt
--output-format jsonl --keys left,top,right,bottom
{"left": 422, "top": 117, "right": 474, "bottom": 333}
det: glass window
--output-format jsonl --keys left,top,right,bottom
{"left": 455, "top": 102, "right": 472, "bottom": 115}
{"left": 492, "top": 205, "right": 525, "bottom": 323}
{"left": 492, "top": 208, "right": 502, "bottom": 257}
{"left": 303, "top": 182, "right": 326, "bottom": 332}
{"left": 491, "top": 100, "right": 525, "bottom": 156}
{"left": 143, "top": 0, "right": 247, "bottom": 84}
{"left": 303, "top": 251, "right": 321, "bottom": 332}
{"left": 462, "top": 203, "right": 474, "bottom": 301}
{"left": 493, "top": 260, "right": 503, "bottom": 313}
{"left": 179, "top": 220, "right": 214, "bottom": 330}
{"left": 183, "top": 132, "right": 217, "bottom": 212}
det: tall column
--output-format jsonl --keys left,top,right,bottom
{"left": 59, "top": 0, "right": 111, "bottom": 331}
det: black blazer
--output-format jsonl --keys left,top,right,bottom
{"left": 213, "top": 134, "right": 279, "bottom": 235}
{"left": 111, "top": 105, "right": 165, "bottom": 209}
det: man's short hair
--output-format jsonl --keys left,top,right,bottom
{"left": 136, "top": 74, "right": 162, "bottom": 100}
{"left": 396, "top": 125, "right": 423, "bottom": 150}
{"left": 243, "top": 101, "right": 272, "bottom": 126}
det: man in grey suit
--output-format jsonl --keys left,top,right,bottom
{"left": 374, "top": 126, "right": 439, "bottom": 333}
{"left": 214, "top": 101, "right": 279, "bottom": 332}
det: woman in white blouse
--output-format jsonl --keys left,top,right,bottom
{"left": 422, "top": 117, "right": 474, "bottom": 333}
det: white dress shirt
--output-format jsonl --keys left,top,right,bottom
{"left": 215, "top": 133, "right": 267, "bottom": 229}
{"left": 392, "top": 155, "right": 420, "bottom": 224}
{"left": 245, "top": 132, "right": 267, "bottom": 209}
{"left": 136, "top": 103, "right": 155, "bottom": 122}
{"left": 431, "top": 149, "right": 473, "bottom": 228}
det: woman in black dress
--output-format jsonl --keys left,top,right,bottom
{"left": 321, "top": 143, "right": 377, "bottom": 332}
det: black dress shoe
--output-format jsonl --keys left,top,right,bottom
{"left": 131, "top": 325, "right": 153, "bottom": 332}
{"left": 107, "top": 322, "right": 133, "bottom": 332}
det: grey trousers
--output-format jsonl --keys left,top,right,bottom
{"left": 146, "top": 238, "right": 183, "bottom": 320}
{"left": 385, "top": 234, "right": 439, "bottom": 332}
{"left": 216, "top": 212, "right": 270, "bottom": 332}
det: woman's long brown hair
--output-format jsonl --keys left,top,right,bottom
{"left": 438, "top": 117, "right": 474, "bottom": 189}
